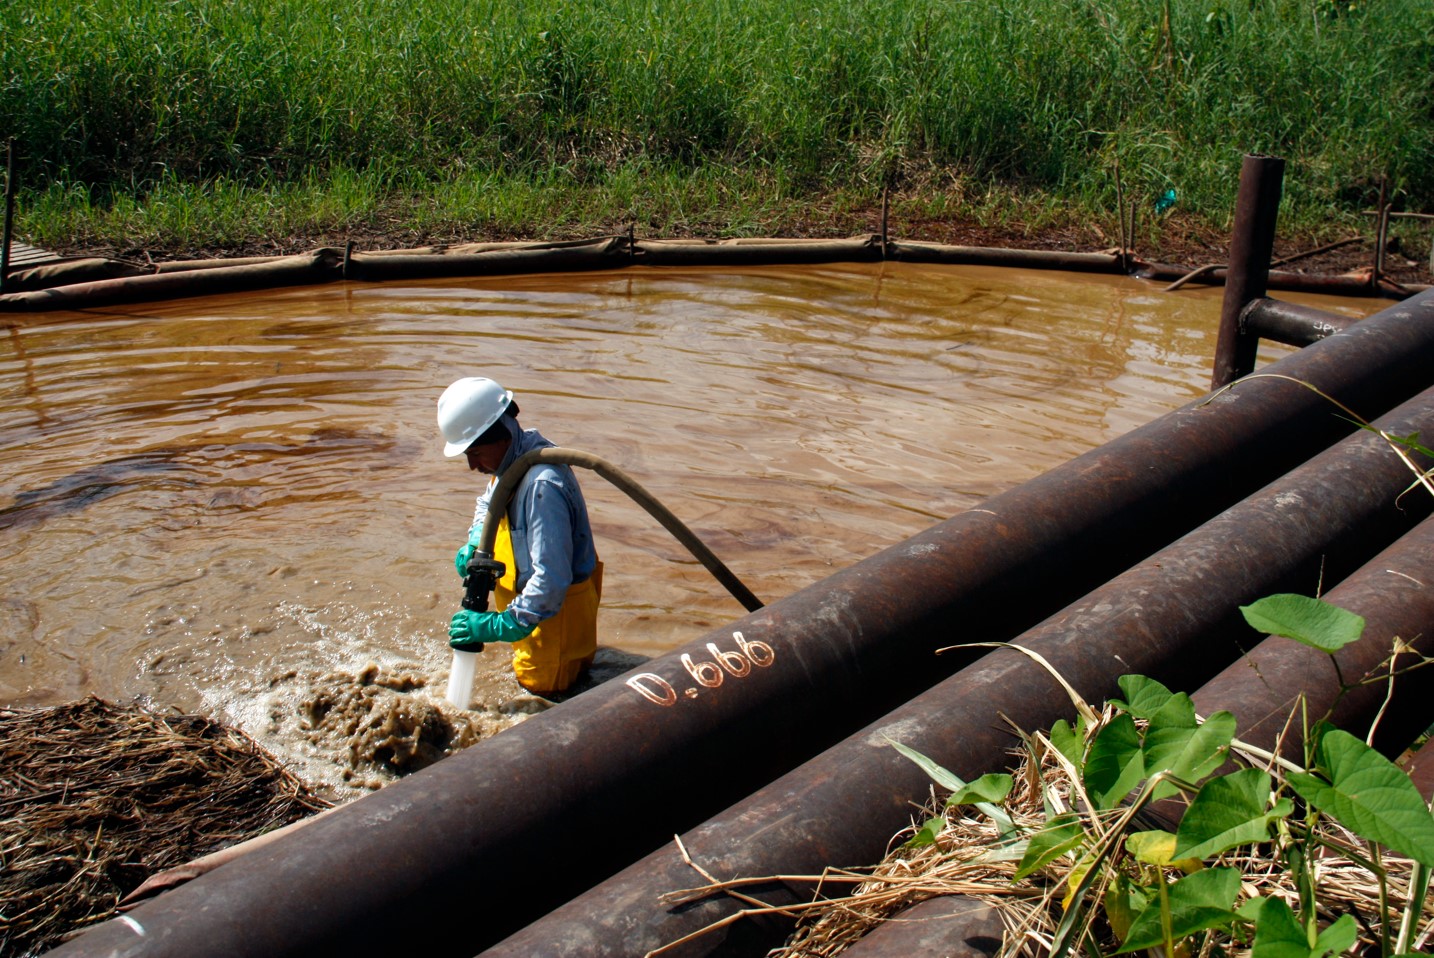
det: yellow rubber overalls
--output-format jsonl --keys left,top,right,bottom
{"left": 491, "top": 516, "right": 601, "bottom": 695}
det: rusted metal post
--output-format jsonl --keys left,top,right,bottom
{"left": 1212, "top": 155, "right": 1284, "bottom": 389}
{"left": 880, "top": 185, "right": 891, "bottom": 259}
{"left": 48, "top": 289, "right": 1434, "bottom": 958}
{"left": 1, "top": 140, "right": 16, "bottom": 295}
{"left": 1374, "top": 178, "right": 1389, "bottom": 288}
{"left": 479, "top": 382, "right": 1434, "bottom": 958}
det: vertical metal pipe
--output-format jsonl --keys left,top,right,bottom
{"left": 1374, "top": 178, "right": 1389, "bottom": 288}
{"left": 1212, "top": 155, "right": 1284, "bottom": 389}
{"left": 1115, "top": 160, "right": 1128, "bottom": 273}
{"left": 1, "top": 140, "right": 16, "bottom": 296}
{"left": 880, "top": 186, "right": 891, "bottom": 259}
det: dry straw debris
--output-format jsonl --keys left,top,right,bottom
{"left": 0, "top": 697, "right": 329, "bottom": 958}
{"left": 670, "top": 737, "right": 1434, "bottom": 958}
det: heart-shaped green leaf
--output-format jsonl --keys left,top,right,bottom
{"left": 1014, "top": 814, "right": 1085, "bottom": 880}
{"left": 1114, "top": 674, "right": 1196, "bottom": 728}
{"left": 1175, "top": 767, "right": 1292, "bottom": 861}
{"left": 905, "top": 814, "right": 946, "bottom": 849}
{"left": 1117, "top": 866, "right": 1242, "bottom": 952}
{"left": 1049, "top": 716, "right": 1086, "bottom": 767}
{"left": 1245, "top": 895, "right": 1357, "bottom": 958}
{"left": 1288, "top": 728, "right": 1434, "bottom": 866}
{"left": 945, "top": 772, "right": 1014, "bottom": 808}
{"left": 1085, "top": 713, "right": 1144, "bottom": 809}
{"left": 1126, "top": 830, "right": 1179, "bottom": 866}
{"left": 1240, "top": 595, "right": 1364, "bottom": 652}
{"left": 1143, "top": 710, "right": 1237, "bottom": 799}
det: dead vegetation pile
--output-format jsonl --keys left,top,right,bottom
{"left": 0, "top": 697, "right": 329, "bottom": 958}
{"left": 668, "top": 743, "right": 1434, "bottom": 958}
{"left": 766, "top": 751, "right": 1430, "bottom": 956}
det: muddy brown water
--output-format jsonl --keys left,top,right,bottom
{"left": 0, "top": 262, "right": 1383, "bottom": 794}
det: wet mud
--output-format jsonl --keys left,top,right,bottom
{"left": 264, "top": 649, "right": 649, "bottom": 795}
{"left": 300, "top": 662, "right": 479, "bottom": 780}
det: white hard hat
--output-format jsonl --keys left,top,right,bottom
{"left": 437, "top": 377, "right": 514, "bottom": 457}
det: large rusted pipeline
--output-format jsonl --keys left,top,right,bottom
{"left": 763, "top": 515, "right": 1434, "bottom": 958}
{"left": 483, "top": 384, "right": 1434, "bottom": 958}
{"left": 49, "top": 291, "right": 1434, "bottom": 958}
{"left": 1409, "top": 746, "right": 1434, "bottom": 802}
{"left": 806, "top": 514, "right": 1434, "bottom": 958}
{"left": 836, "top": 896, "right": 1006, "bottom": 958}
{"left": 1191, "top": 513, "right": 1434, "bottom": 763}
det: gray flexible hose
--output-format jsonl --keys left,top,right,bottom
{"left": 475, "top": 447, "right": 764, "bottom": 612}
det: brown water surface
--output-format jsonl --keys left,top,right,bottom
{"left": 0, "top": 262, "right": 1382, "bottom": 791}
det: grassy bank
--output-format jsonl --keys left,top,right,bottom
{"left": 4, "top": 0, "right": 1432, "bottom": 256}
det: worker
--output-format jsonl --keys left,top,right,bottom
{"left": 436, "top": 377, "right": 601, "bottom": 696}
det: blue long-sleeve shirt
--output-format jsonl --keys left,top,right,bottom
{"left": 468, "top": 419, "right": 597, "bottom": 628}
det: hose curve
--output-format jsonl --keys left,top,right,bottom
{"left": 476, "top": 447, "right": 764, "bottom": 613}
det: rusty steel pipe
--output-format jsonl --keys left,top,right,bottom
{"left": 837, "top": 896, "right": 1006, "bottom": 958}
{"left": 1408, "top": 748, "right": 1434, "bottom": 802}
{"left": 49, "top": 290, "right": 1434, "bottom": 958}
{"left": 484, "top": 384, "right": 1434, "bottom": 958}
{"left": 1243, "top": 296, "right": 1357, "bottom": 347}
{"left": 1191, "top": 513, "right": 1434, "bottom": 763}
{"left": 1213, "top": 155, "right": 1284, "bottom": 389}
{"left": 783, "top": 519, "right": 1434, "bottom": 958}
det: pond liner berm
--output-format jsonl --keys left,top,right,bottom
{"left": 2, "top": 234, "right": 1424, "bottom": 313}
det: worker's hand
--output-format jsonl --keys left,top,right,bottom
{"left": 454, "top": 543, "right": 475, "bottom": 578}
{"left": 448, "top": 609, "right": 534, "bottom": 650}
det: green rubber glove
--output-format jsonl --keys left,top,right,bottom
{"left": 454, "top": 524, "right": 488, "bottom": 577}
{"left": 455, "top": 543, "right": 476, "bottom": 578}
{"left": 448, "top": 609, "right": 534, "bottom": 650}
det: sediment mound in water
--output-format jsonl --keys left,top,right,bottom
{"left": 299, "top": 661, "right": 492, "bottom": 783}
{"left": 286, "top": 649, "right": 650, "bottom": 791}
{"left": 0, "top": 697, "right": 329, "bottom": 957}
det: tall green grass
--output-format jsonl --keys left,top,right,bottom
{"left": 4, "top": 0, "right": 1431, "bottom": 247}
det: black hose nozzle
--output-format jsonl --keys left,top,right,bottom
{"left": 458, "top": 554, "right": 507, "bottom": 653}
